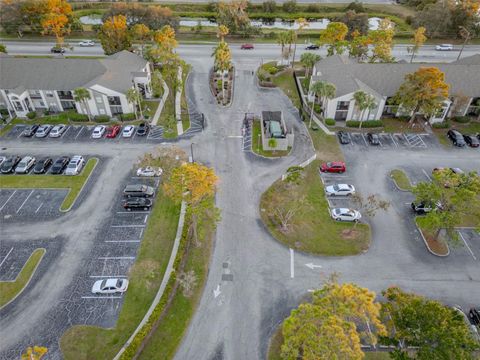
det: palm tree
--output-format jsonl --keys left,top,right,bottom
{"left": 217, "top": 25, "right": 229, "bottom": 42}
{"left": 309, "top": 81, "right": 336, "bottom": 128}
{"left": 353, "top": 91, "right": 376, "bottom": 129}
{"left": 365, "top": 94, "right": 377, "bottom": 122}
{"left": 276, "top": 32, "right": 289, "bottom": 62}
{"left": 286, "top": 30, "right": 296, "bottom": 64}
{"left": 73, "top": 88, "right": 92, "bottom": 121}
{"left": 212, "top": 41, "right": 232, "bottom": 102}
{"left": 300, "top": 53, "right": 321, "bottom": 83}
{"left": 291, "top": 18, "right": 308, "bottom": 68}
{"left": 126, "top": 88, "right": 143, "bottom": 120}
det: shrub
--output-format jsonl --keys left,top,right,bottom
{"left": 325, "top": 118, "right": 335, "bottom": 126}
{"left": 313, "top": 103, "right": 322, "bottom": 113}
{"left": 26, "top": 111, "right": 36, "bottom": 119}
{"left": 262, "top": 0, "right": 276, "bottom": 13}
{"left": 306, "top": 4, "right": 320, "bottom": 12}
{"left": 346, "top": 120, "right": 383, "bottom": 128}
{"left": 432, "top": 121, "right": 450, "bottom": 129}
{"left": 94, "top": 115, "right": 110, "bottom": 123}
{"left": 67, "top": 112, "right": 89, "bottom": 122}
{"left": 119, "top": 113, "right": 136, "bottom": 121}
{"left": 345, "top": 1, "right": 365, "bottom": 13}
{"left": 451, "top": 116, "right": 470, "bottom": 123}
{"left": 282, "top": 0, "right": 297, "bottom": 13}
{"left": 0, "top": 108, "right": 9, "bottom": 116}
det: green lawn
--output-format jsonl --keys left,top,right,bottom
{"left": 180, "top": 67, "right": 191, "bottom": 132}
{"left": 272, "top": 69, "right": 301, "bottom": 108}
{"left": 0, "top": 248, "right": 45, "bottom": 308}
{"left": 60, "top": 190, "right": 181, "bottom": 360}
{"left": 142, "top": 100, "right": 160, "bottom": 120}
{"left": 390, "top": 169, "right": 413, "bottom": 191}
{"left": 252, "top": 120, "right": 291, "bottom": 157}
{"left": 158, "top": 94, "right": 178, "bottom": 138}
{"left": 260, "top": 160, "right": 371, "bottom": 255}
{"left": 0, "top": 158, "right": 98, "bottom": 211}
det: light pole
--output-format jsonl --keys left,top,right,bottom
{"left": 190, "top": 142, "right": 195, "bottom": 163}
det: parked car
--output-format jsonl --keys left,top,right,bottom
{"left": 22, "top": 124, "right": 39, "bottom": 137}
{"left": 367, "top": 133, "right": 381, "bottom": 146}
{"left": 337, "top": 131, "right": 350, "bottom": 144}
{"left": 469, "top": 307, "right": 480, "bottom": 326}
{"left": 331, "top": 208, "right": 362, "bottom": 222}
{"left": 325, "top": 184, "right": 355, "bottom": 196}
{"left": 51, "top": 46, "right": 65, "bottom": 53}
{"left": 464, "top": 134, "right": 479, "bottom": 148}
{"left": 320, "top": 161, "right": 346, "bottom": 173}
{"left": 411, "top": 202, "right": 435, "bottom": 215}
{"left": 0, "top": 155, "right": 21, "bottom": 173}
{"left": 49, "top": 124, "right": 67, "bottom": 138}
{"left": 136, "top": 122, "right": 150, "bottom": 136}
{"left": 64, "top": 155, "right": 85, "bottom": 175}
{"left": 105, "top": 125, "right": 121, "bottom": 138}
{"left": 35, "top": 125, "right": 52, "bottom": 138}
{"left": 91, "top": 125, "right": 106, "bottom": 139}
{"left": 33, "top": 157, "right": 53, "bottom": 174}
{"left": 123, "top": 197, "right": 153, "bottom": 211}
{"left": 122, "top": 125, "right": 135, "bottom": 138}
{"left": 79, "top": 40, "right": 95, "bottom": 47}
{"left": 123, "top": 184, "right": 155, "bottom": 198}
{"left": 435, "top": 44, "right": 453, "bottom": 51}
{"left": 91, "top": 278, "right": 129, "bottom": 294}
{"left": 50, "top": 156, "right": 70, "bottom": 174}
{"left": 447, "top": 129, "right": 466, "bottom": 147}
{"left": 305, "top": 44, "right": 320, "bottom": 50}
{"left": 240, "top": 43, "right": 254, "bottom": 50}
{"left": 136, "top": 166, "right": 163, "bottom": 177}
{"left": 15, "top": 156, "right": 36, "bottom": 174}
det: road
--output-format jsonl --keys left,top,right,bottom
{"left": 2, "top": 40, "right": 480, "bottom": 63}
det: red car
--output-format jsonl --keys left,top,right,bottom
{"left": 241, "top": 43, "right": 254, "bottom": 50}
{"left": 320, "top": 161, "right": 346, "bottom": 173}
{"left": 105, "top": 125, "right": 121, "bottom": 138}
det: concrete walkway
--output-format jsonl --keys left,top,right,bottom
{"left": 151, "top": 79, "right": 170, "bottom": 126}
{"left": 176, "top": 66, "right": 184, "bottom": 135}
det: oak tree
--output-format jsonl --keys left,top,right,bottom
{"left": 319, "top": 22, "right": 349, "bottom": 56}
{"left": 41, "top": 0, "right": 72, "bottom": 48}
{"left": 216, "top": 0, "right": 252, "bottom": 35}
{"left": 368, "top": 18, "right": 395, "bottom": 62}
{"left": 21, "top": 346, "right": 48, "bottom": 360}
{"left": 408, "top": 26, "right": 427, "bottom": 63}
{"left": 98, "top": 15, "right": 131, "bottom": 55}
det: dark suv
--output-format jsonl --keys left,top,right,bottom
{"left": 469, "top": 308, "right": 480, "bottom": 326}
{"left": 122, "top": 197, "right": 152, "bottom": 211}
{"left": 123, "top": 184, "right": 155, "bottom": 198}
{"left": 50, "top": 156, "right": 70, "bottom": 174}
{"left": 0, "top": 155, "right": 21, "bottom": 173}
{"left": 447, "top": 129, "right": 466, "bottom": 147}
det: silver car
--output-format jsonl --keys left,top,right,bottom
{"left": 331, "top": 208, "right": 362, "bottom": 222}
{"left": 49, "top": 124, "right": 67, "bottom": 138}
{"left": 15, "top": 156, "right": 36, "bottom": 173}
{"left": 91, "top": 278, "right": 129, "bottom": 294}
{"left": 35, "top": 125, "right": 52, "bottom": 138}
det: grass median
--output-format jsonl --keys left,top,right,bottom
{"left": 60, "top": 189, "right": 181, "bottom": 360}
{"left": 0, "top": 248, "right": 45, "bottom": 308}
{"left": 0, "top": 158, "right": 98, "bottom": 211}
{"left": 390, "top": 169, "right": 413, "bottom": 191}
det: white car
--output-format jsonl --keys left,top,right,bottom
{"left": 136, "top": 166, "right": 163, "bottom": 177}
{"left": 49, "top": 124, "right": 67, "bottom": 138}
{"left": 35, "top": 125, "right": 52, "bottom": 138}
{"left": 325, "top": 184, "right": 355, "bottom": 196}
{"left": 91, "top": 278, "right": 129, "bottom": 294}
{"left": 91, "top": 125, "right": 106, "bottom": 139}
{"left": 435, "top": 44, "right": 453, "bottom": 51}
{"left": 79, "top": 40, "right": 95, "bottom": 47}
{"left": 122, "top": 125, "right": 135, "bottom": 138}
{"left": 64, "top": 155, "right": 85, "bottom": 175}
{"left": 15, "top": 156, "right": 36, "bottom": 174}
{"left": 331, "top": 208, "right": 362, "bottom": 222}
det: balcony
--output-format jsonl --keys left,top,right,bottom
{"left": 57, "top": 91, "right": 73, "bottom": 100}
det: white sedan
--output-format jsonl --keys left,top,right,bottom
{"left": 49, "top": 124, "right": 67, "bottom": 138}
{"left": 136, "top": 166, "right": 163, "bottom": 177}
{"left": 79, "top": 40, "right": 95, "bottom": 47}
{"left": 91, "top": 278, "right": 129, "bottom": 294}
{"left": 435, "top": 44, "right": 453, "bottom": 51}
{"left": 122, "top": 125, "right": 135, "bottom": 138}
{"left": 331, "top": 208, "right": 362, "bottom": 222}
{"left": 325, "top": 184, "right": 355, "bottom": 196}
{"left": 91, "top": 125, "right": 106, "bottom": 139}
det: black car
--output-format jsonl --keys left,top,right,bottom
{"left": 122, "top": 197, "right": 152, "bottom": 211}
{"left": 33, "top": 157, "right": 53, "bottom": 174}
{"left": 0, "top": 155, "right": 21, "bottom": 173}
{"left": 367, "top": 133, "right": 380, "bottom": 146}
{"left": 22, "top": 124, "right": 40, "bottom": 137}
{"left": 51, "top": 46, "right": 65, "bottom": 54}
{"left": 447, "top": 129, "right": 466, "bottom": 147}
{"left": 411, "top": 202, "right": 433, "bottom": 215}
{"left": 50, "top": 156, "right": 70, "bottom": 174}
{"left": 136, "top": 122, "right": 150, "bottom": 136}
{"left": 306, "top": 44, "right": 320, "bottom": 50}
{"left": 337, "top": 131, "right": 350, "bottom": 144}
{"left": 469, "top": 308, "right": 480, "bottom": 325}
{"left": 464, "top": 134, "right": 479, "bottom": 148}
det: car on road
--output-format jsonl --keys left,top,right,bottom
{"left": 123, "top": 184, "right": 155, "bottom": 198}
{"left": 331, "top": 208, "right": 361, "bottom": 222}
{"left": 325, "top": 184, "right": 355, "bottom": 196}
{"left": 240, "top": 43, "right": 254, "bottom": 50}
{"left": 337, "top": 131, "right": 350, "bottom": 144}
{"left": 367, "top": 132, "right": 381, "bottom": 146}
{"left": 50, "top": 46, "right": 66, "bottom": 53}
{"left": 15, "top": 156, "right": 36, "bottom": 174}
{"left": 92, "top": 125, "right": 106, "bottom": 139}
{"left": 35, "top": 125, "right": 52, "bottom": 138}
{"left": 33, "top": 157, "right": 53, "bottom": 174}
{"left": 447, "top": 129, "right": 466, "bottom": 147}
{"left": 91, "top": 278, "right": 129, "bottom": 294}
{"left": 65, "top": 155, "right": 85, "bottom": 175}
{"left": 22, "top": 124, "right": 39, "bottom": 137}
{"left": 469, "top": 307, "right": 480, "bottom": 326}
{"left": 122, "top": 125, "right": 135, "bottom": 138}
{"left": 305, "top": 44, "right": 320, "bottom": 50}
{"left": 464, "top": 134, "right": 479, "bottom": 148}
{"left": 435, "top": 44, "right": 453, "bottom": 51}
{"left": 320, "top": 161, "right": 346, "bottom": 173}
{"left": 50, "top": 156, "right": 70, "bottom": 174}
{"left": 136, "top": 166, "right": 163, "bottom": 177}
{"left": 122, "top": 197, "right": 153, "bottom": 211}
{"left": 1, "top": 155, "right": 21, "bottom": 173}
{"left": 105, "top": 125, "right": 121, "bottom": 138}
{"left": 79, "top": 40, "right": 95, "bottom": 47}
{"left": 49, "top": 124, "right": 67, "bottom": 138}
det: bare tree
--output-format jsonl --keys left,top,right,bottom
{"left": 274, "top": 196, "right": 306, "bottom": 233}
{"left": 351, "top": 193, "right": 390, "bottom": 218}
{"left": 178, "top": 270, "right": 198, "bottom": 297}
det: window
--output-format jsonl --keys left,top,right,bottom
{"left": 336, "top": 101, "right": 350, "bottom": 111}
{"left": 29, "top": 90, "right": 42, "bottom": 99}
{"left": 46, "top": 91, "right": 54, "bottom": 98}
{"left": 108, "top": 96, "right": 121, "bottom": 106}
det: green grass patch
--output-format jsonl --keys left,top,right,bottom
{"left": 252, "top": 120, "right": 291, "bottom": 157}
{"left": 260, "top": 160, "right": 370, "bottom": 255}
{"left": 272, "top": 69, "right": 301, "bottom": 108}
{"left": 0, "top": 248, "right": 45, "bottom": 308}
{"left": 390, "top": 169, "right": 413, "bottom": 191}
{"left": 60, "top": 190, "right": 181, "bottom": 360}
{"left": 157, "top": 94, "right": 178, "bottom": 139}
{"left": 0, "top": 158, "right": 97, "bottom": 211}
{"left": 142, "top": 100, "right": 160, "bottom": 121}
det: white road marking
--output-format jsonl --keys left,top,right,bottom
{"left": 213, "top": 284, "right": 221, "bottom": 298}
{"left": 305, "top": 263, "right": 322, "bottom": 270}
{"left": 89, "top": 275, "right": 127, "bottom": 278}
{"left": 139, "top": 228, "right": 144, "bottom": 237}
{"left": 116, "top": 211, "right": 151, "bottom": 214}
{"left": 418, "top": 135, "right": 427, "bottom": 147}
{"left": 110, "top": 224, "right": 145, "bottom": 228}
{"left": 98, "top": 256, "right": 135, "bottom": 260}
{"left": 290, "top": 248, "right": 295, "bottom": 278}
{"left": 390, "top": 133, "right": 398, "bottom": 147}
{"left": 0, "top": 247, "right": 14, "bottom": 270}
{"left": 81, "top": 296, "right": 123, "bottom": 299}
{"left": 144, "top": 214, "right": 148, "bottom": 224}
{"left": 458, "top": 231, "right": 477, "bottom": 260}
{"left": 62, "top": 126, "right": 71, "bottom": 137}
{"left": 105, "top": 240, "right": 140, "bottom": 243}
{"left": 361, "top": 133, "right": 368, "bottom": 146}
{"left": 74, "top": 126, "right": 84, "bottom": 140}
{"left": 35, "top": 203, "right": 44, "bottom": 213}
{"left": 0, "top": 190, "right": 17, "bottom": 211}
{"left": 227, "top": 135, "right": 243, "bottom": 138}
{"left": 422, "top": 169, "right": 432, "bottom": 181}
{"left": 16, "top": 189, "right": 34, "bottom": 213}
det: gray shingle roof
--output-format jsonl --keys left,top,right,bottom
{"left": 313, "top": 54, "right": 480, "bottom": 98}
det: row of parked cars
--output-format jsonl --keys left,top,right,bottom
{"left": 0, "top": 155, "right": 85, "bottom": 175}
{"left": 337, "top": 131, "right": 382, "bottom": 146}
{"left": 21, "top": 123, "right": 151, "bottom": 139}
{"left": 447, "top": 129, "right": 480, "bottom": 148}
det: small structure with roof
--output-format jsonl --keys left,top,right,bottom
{"left": 260, "top": 111, "right": 294, "bottom": 151}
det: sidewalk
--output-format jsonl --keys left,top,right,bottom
{"left": 151, "top": 79, "right": 169, "bottom": 126}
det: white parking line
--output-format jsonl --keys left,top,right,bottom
{"left": 290, "top": 248, "right": 295, "bottom": 279}
{"left": 98, "top": 256, "right": 135, "bottom": 260}
{"left": 75, "top": 126, "right": 84, "bottom": 140}
{"left": 390, "top": 133, "right": 398, "bottom": 147}
{"left": 422, "top": 169, "right": 432, "bottom": 181}
{"left": 62, "top": 126, "right": 71, "bottom": 137}
{"left": 139, "top": 228, "right": 144, "bottom": 237}
{"left": 0, "top": 190, "right": 17, "bottom": 211}
{"left": 81, "top": 296, "right": 123, "bottom": 299}
{"left": 16, "top": 190, "right": 34, "bottom": 213}
{"left": 0, "top": 247, "right": 14, "bottom": 270}
{"left": 89, "top": 275, "right": 127, "bottom": 278}
{"left": 105, "top": 240, "right": 140, "bottom": 243}
{"left": 116, "top": 211, "right": 151, "bottom": 214}
{"left": 144, "top": 214, "right": 148, "bottom": 224}
{"left": 458, "top": 231, "right": 477, "bottom": 260}
{"left": 418, "top": 135, "right": 427, "bottom": 148}
{"left": 35, "top": 203, "right": 44, "bottom": 213}
{"left": 361, "top": 133, "right": 368, "bottom": 146}
{"left": 110, "top": 224, "right": 145, "bottom": 228}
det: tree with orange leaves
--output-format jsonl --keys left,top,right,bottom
{"left": 98, "top": 15, "right": 131, "bottom": 55}
{"left": 40, "top": 0, "right": 72, "bottom": 48}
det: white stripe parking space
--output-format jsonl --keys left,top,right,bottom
{"left": 16, "top": 190, "right": 34, "bottom": 214}
{"left": 0, "top": 247, "right": 14, "bottom": 270}
{"left": 0, "top": 190, "right": 17, "bottom": 212}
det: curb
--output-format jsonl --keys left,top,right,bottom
{"left": 389, "top": 176, "right": 411, "bottom": 192}
{"left": 415, "top": 223, "right": 450, "bottom": 257}
{"left": 209, "top": 66, "right": 235, "bottom": 108}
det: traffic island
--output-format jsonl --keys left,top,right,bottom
{"left": 416, "top": 218, "right": 450, "bottom": 257}
{"left": 390, "top": 169, "right": 413, "bottom": 191}
{"left": 209, "top": 66, "right": 234, "bottom": 106}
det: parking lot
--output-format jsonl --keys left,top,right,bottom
{"left": 319, "top": 171, "right": 360, "bottom": 221}
{"left": 341, "top": 132, "right": 438, "bottom": 150}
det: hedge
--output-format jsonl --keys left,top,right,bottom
{"left": 432, "top": 121, "right": 450, "bottom": 129}
{"left": 450, "top": 116, "right": 470, "bottom": 123}
{"left": 119, "top": 113, "right": 136, "bottom": 121}
{"left": 325, "top": 118, "right": 335, "bottom": 126}
{"left": 94, "top": 115, "right": 110, "bottom": 123}
{"left": 346, "top": 120, "right": 383, "bottom": 128}
{"left": 26, "top": 111, "right": 37, "bottom": 119}
{"left": 67, "top": 112, "right": 89, "bottom": 122}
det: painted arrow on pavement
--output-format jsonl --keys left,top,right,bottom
{"left": 213, "top": 284, "right": 221, "bottom": 298}
{"left": 305, "top": 263, "right": 322, "bottom": 270}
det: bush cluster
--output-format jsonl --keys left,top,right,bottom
{"left": 432, "top": 121, "right": 450, "bottom": 129}
{"left": 325, "top": 118, "right": 335, "bottom": 126}
{"left": 94, "top": 115, "right": 111, "bottom": 123}
{"left": 346, "top": 120, "right": 383, "bottom": 128}
{"left": 67, "top": 112, "right": 89, "bottom": 122}
{"left": 119, "top": 113, "right": 136, "bottom": 121}
{"left": 450, "top": 116, "right": 470, "bottom": 123}
{"left": 26, "top": 111, "right": 36, "bottom": 119}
